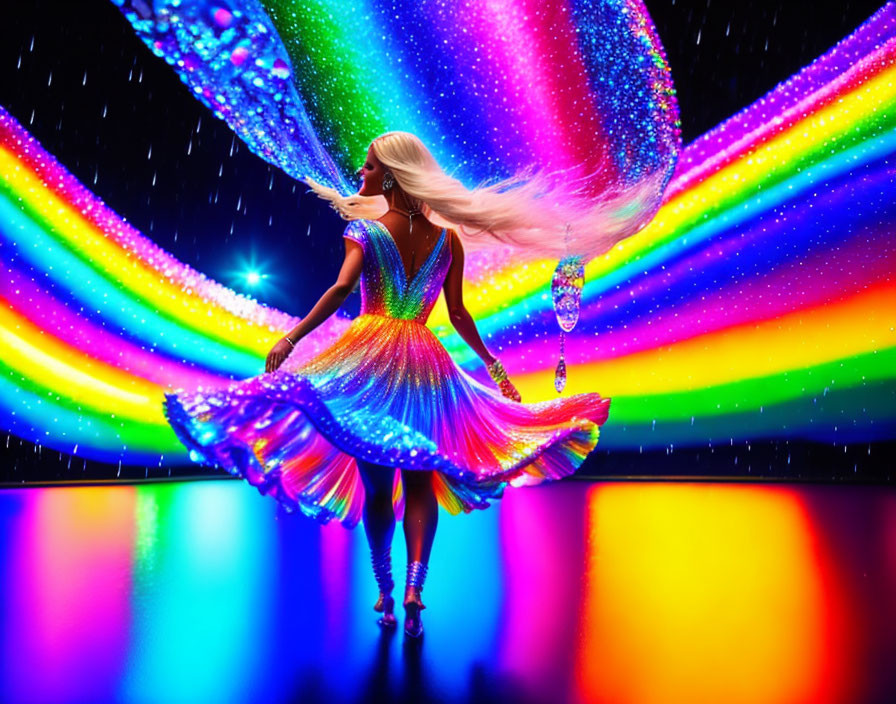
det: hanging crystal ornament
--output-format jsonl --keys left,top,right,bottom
{"left": 551, "top": 223, "right": 585, "bottom": 393}
{"left": 555, "top": 327, "right": 567, "bottom": 393}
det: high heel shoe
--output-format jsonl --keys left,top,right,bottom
{"left": 403, "top": 561, "right": 428, "bottom": 638}
{"left": 371, "top": 547, "right": 397, "bottom": 628}
{"left": 376, "top": 595, "right": 397, "bottom": 628}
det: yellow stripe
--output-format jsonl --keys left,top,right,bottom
{"left": 0, "top": 303, "right": 165, "bottom": 421}
{"left": 515, "top": 281, "right": 896, "bottom": 402}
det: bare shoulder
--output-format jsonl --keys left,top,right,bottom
{"left": 448, "top": 228, "right": 463, "bottom": 254}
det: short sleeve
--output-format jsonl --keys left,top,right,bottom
{"left": 342, "top": 220, "right": 367, "bottom": 251}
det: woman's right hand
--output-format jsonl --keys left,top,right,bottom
{"left": 266, "top": 337, "right": 296, "bottom": 373}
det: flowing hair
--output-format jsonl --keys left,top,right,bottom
{"left": 301, "top": 131, "right": 661, "bottom": 260}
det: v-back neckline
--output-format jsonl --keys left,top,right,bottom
{"left": 371, "top": 220, "right": 447, "bottom": 287}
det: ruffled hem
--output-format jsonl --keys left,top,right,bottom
{"left": 161, "top": 365, "right": 610, "bottom": 528}
{"left": 162, "top": 311, "right": 611, "bottom": 527}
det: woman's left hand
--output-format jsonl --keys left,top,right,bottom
{"left": 266, "top": 337, "right": 296, "bottom": 373}
{"left": 496, "top": 377, "right": 522, "bottom": 402}
{"left": 486, "top": 358, "right": 522, "bottom": 402}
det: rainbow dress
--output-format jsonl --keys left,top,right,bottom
{"left": 162, "top": 220, "right": 611, "bottom": 527}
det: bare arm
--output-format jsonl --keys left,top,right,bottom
{"left": 442, "top": 230, "right": 496, "bottom": 366}
{"left": 266, "top": 238, "right": 362, "bottom": 372}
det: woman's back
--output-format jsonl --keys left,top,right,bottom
{"left": 374, "top": 213, "right": 446, "bottom": 283}
{"left": 343, "top": 218, "right": 453, "bottom": 325}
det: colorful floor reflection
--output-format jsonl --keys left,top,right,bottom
{"left": 1, "top": 478, "right": 894, "bottom": 704}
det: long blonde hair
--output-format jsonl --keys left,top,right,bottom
{"left": 302, "top": 131, "right": 660, "bottom": 260}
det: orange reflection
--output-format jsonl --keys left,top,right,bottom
{"left": 575, "top": 483, "right": 855, "bottom": 704}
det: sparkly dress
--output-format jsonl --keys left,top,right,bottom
{"left": 162, "top": 219, "right": 611, "bottom": 527}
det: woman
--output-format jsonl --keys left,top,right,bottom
{"left": 163, "top": 132, "right": 611, "bottom": 639}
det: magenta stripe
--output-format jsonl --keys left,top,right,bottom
{"left": 2, "top": 266, "right": 226, "bottom": 390}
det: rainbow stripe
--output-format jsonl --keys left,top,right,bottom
{"left": 114, "top": 0, "right": 682, "bottom": 262}
{"left": 1, "top": 5, "right": 895, "bottom": 469}
{"left": 0, "top": 108, "right": 355, "bottom": 463}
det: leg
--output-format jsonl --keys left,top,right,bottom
{"left": 357, "top": 458, "right": 397, "bottom": 627}
{"left": 401, "top": 469, "right": 438, "bottom": 564}
{"left": 400, "top": 469, "right": 438, "bottom": 637}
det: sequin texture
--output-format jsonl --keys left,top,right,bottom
{"left": 162, "top": 219, "right": 611, "bottom": 527}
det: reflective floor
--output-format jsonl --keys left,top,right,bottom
{"left": 1, "top": 478, "right": 894, "bottom": 704}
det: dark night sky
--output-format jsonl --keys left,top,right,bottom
{"left": 1, "top": 0, "right": 886, "bottom": 316}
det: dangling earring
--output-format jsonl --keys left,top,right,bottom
{"left": 382, "top": 171, "right": 395, "bottom": 191}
